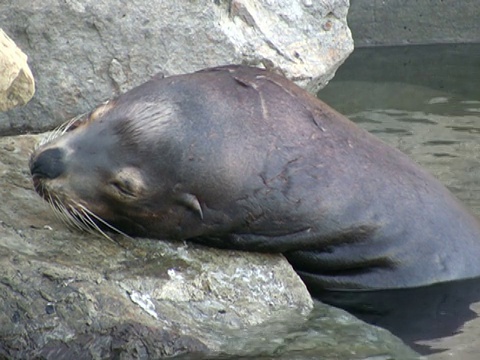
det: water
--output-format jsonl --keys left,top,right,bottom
{"left": 317, "top": 44, "right": 480, "bottom": 358}
{"left": 319, "top": 44, "right": 480, "bottom": 213}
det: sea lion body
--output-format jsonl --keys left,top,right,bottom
{"left": 30, "top": 65, "right": 480, "bottom": 291}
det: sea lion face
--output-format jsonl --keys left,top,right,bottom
{"left": 30, "top": 97, "right": 205, "bottom": 239}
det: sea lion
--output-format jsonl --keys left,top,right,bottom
{"left": 29, "top": 65, "right": 480, "bottom": 291}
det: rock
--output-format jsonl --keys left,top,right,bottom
{"left": 0, "top": 0, "right": 353, "bottom": 135}
{"left": 0, "top": 29, "right": 35, "bottom": 111}
{"left": 0, "top": 134, "right": 311, "bottom": 358}
{"left": 0, "top": 134, "right": 419, "bottom": 359}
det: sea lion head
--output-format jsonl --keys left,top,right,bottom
{"left": 31, "top": 67, "right": 305, "bottom": 242}
{"left": 29, "top": 90, "right": 208, "bottom": 240}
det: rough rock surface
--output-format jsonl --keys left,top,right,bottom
{"left": 0, "top": 0, "right": 353, "bottom": 135}
{"left": 0, "top": 134, "right": 418, "bottom": 359}
{"left": 0, "top": 29, "right": 35, "bottom": 111}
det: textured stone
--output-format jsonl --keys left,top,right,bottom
{"left": 0, "top": 0, "right": 352, "bottom": 135}
{"left": 0, "top": 133, "right": 418, "bottom": 359}
{"left": 0, "top": 29, "right": 35, "bottom": 111}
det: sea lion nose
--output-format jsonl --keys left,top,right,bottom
{"left": 30, "top": 147, "right": 66, "bottom": 179}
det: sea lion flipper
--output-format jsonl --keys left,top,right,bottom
{"left": 175, "top": 193, "right": 203, "bottom": 220}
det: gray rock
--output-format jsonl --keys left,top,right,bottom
{"left": 0, "top": 29, "right": 35, "bottom": 111}
{"left": 0, "top": 133, "right": 419, "bottom": 359}
{"left": 0, "top": 0, "right": 353, "bottom": 135}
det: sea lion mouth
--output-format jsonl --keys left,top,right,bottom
{"left": 32, "top": 170, "right": 129, "bottom": 241}
{"left": 50, "top": 194, "right": 130, "bottom": 241}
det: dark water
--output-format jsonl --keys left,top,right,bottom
{"left": 317, "top": 44, "right": 480, "bottom": 358}
{"left": 319, "top": 44, "right": 480, "bottom": 213}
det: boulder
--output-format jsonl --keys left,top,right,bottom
{"left": 0, "top": 0, "right": 353, "bottom": 135}
{"left": 0, "top": 29, "right": 35, "bottom": 111}
{"left": 0, "top": 133, "right": 418, "bottom": 359}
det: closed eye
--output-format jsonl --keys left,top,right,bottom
{"left": 110, "top": 180, "right": 137, "bottom": 197}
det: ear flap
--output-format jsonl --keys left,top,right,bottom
{"left": 175, "top": 193, "right": 204, "bottom": 220}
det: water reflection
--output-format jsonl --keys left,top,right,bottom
{"left": 314, "top": 278, "right": 480, "bottom": 355}
{"left": 318, "top": 44, "right": 480, "bottom": 357}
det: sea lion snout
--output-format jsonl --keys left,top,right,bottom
{"left": 30, "top": 147, "right": 66, "bottom": 180}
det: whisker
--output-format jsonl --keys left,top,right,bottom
{"left": 76, "top": 203, "right": 133, "bottom": 240}
{"left": 46, "top": 195, "right": 132, "bottom": 242}
{"left": 37, "top": 112, "right": 89, "bottom": 149}
{"left": 45, "top": 194, "right": 102, "bottom": 237}
{"left": 81, "top": 212, "right": 115, "bottom": 242}
{"left": 51, "top": 199, "right": 86, "bottom": 232}
{"left": 68, "top": 205, "right": 94, "bottom": 232}
{"left": 70, "top": 204, "right": 113, "bottom": 241}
